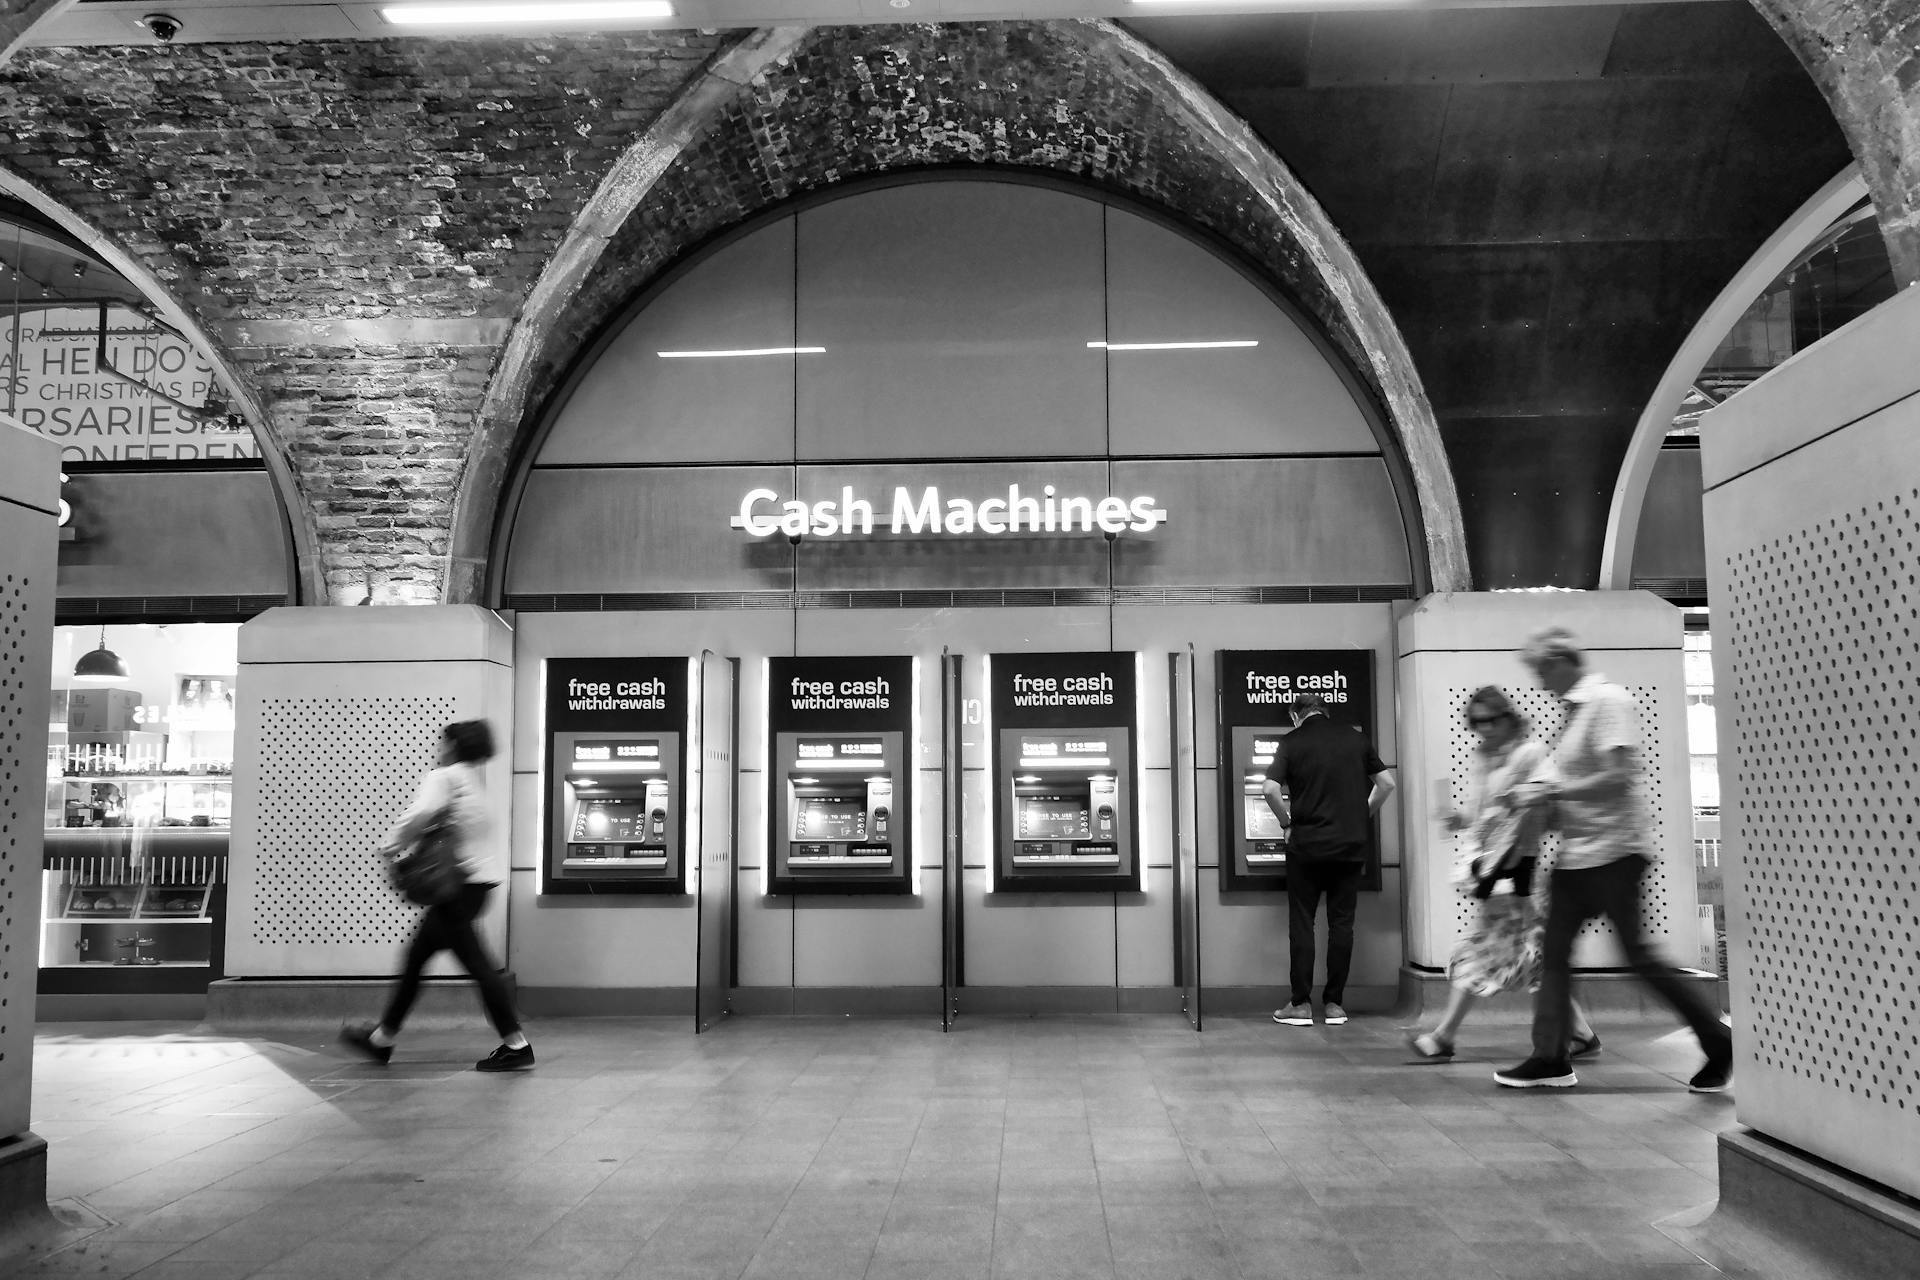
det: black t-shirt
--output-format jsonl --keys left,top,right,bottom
{"left": 1277, "top": 715, "right": 1387, "bottom": 862}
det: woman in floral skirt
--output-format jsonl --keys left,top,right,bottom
{"left": 1407, "top": 687, "right": 1599, "bottom": 1061}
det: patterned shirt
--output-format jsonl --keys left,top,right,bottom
{"left": 1550, "top": 672, "right": 1649, "bottom": 871}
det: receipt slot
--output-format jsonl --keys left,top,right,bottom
{"left": 1217, "top": 650, "right": 1378, "bottom": 892}
{"left": 769, "top": 656, "right": 914, "bottom": 895}
{"left": 991, "top": 652, "right": 1138, "bottom": 893}
{"left": 545, "top": 658, "right": 689, "bottom": 895}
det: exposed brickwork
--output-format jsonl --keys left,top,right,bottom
{"left": 0, "top": 32, "right": 727, "bottom": 601}
{"left": 1754, "top": 0, "right": 1920, "bottom": 285}
{"left": 493, "top": 20, "right": 1464, "bottom": 595}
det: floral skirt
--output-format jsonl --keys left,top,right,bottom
{"left": 1448, "top": 893, "right": 1543, "bottom": 997}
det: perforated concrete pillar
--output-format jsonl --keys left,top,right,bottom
{"left": 1701, "top": 282, "right": 1920, "bottom": 1246}
{"left": 1395, "top": 591, "right": 1703, "bottom": 974}
{"left": 0, "top": 416, "right": 58, "bottom": 1219}
{"left": 225, "top": 607, "right": 514, "bottom": 984}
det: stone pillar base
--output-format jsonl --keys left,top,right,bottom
{"left": 0, "top": 1133, "right": 51, "bottom": 1253}
{"left": 1654, "top": 1128, "right": 1920, "bottom": 1280}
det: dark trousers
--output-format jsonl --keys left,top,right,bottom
{"left": 382, "top": 882, "right": 520, "bottom": 1038}
{"left": 1532, "top": 855, "right": 1729, "bottom": 1064}
{"left": 1287, "top": 859, "right": 1364, "bottom": 1005}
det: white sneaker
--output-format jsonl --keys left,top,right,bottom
{"left": 1322, "top": 1003, "right": 1349, "bottom": 1025}
{"left": 1271, "top": 1003, "right": 1314, "bottom": 1025}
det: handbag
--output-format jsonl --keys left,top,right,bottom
{"left": 389, "top": 807, "right": 467, "bottom": 906}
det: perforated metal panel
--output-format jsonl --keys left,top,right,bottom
{"left": 228, "top": 609, "right": 515, "bottom": 979}
{"left": 1722, "top": 497, "right": 1920, "bottom": 1118}
{"left": 0, "top": 481, "right": 56, "bottom": 1137}
{"left": 1442, "top": 684, "right": 1676, "bottom": 943}
{"left": 248, "top": 696, "right": 457, "bottom": 949}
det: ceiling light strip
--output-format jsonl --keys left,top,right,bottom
{"left": 383, "top": 2, "right": 675, "bottom": 26}
{"left": 1087, "top": 340, "right": 1259, "bottom": 351}
{"left": 657, "top": 346, "right": 826, "bottom": 358}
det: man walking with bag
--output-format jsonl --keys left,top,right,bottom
{"left": 1494, "top": 626, "right": 1732, "bottom": 1091}
{"left": 1264, "top": 692, "right": 1395, "bottom": 1027}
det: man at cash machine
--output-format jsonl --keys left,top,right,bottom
{"left": 1262, "top": 692, "right": 1395, "bottom": 1028}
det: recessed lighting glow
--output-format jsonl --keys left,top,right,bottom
{"left": 657, "top": 346, "right": 826, "bottom": 358}
{"left": 1088, "top": 340, "right": 1259, "bottom": 351}
{"left": 383, "top": 2, "right": 674, "bottom": 25}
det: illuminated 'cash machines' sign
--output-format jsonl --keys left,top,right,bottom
{"left": 768, "top": 655, "right": 915, "bottom": 895}
{"left": 543, "top": 656, "right": 690, "bottom": 895}
{"left": 990, "top": 651, "right": 1139, "bottom": 893}
{"left": 1215, "top": 649, "right": 1378, "bottom": 892}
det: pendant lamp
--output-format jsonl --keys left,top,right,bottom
{"left": 72, "top": 626, "right": 130, "bottom": 683}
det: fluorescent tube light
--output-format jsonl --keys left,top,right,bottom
{"left": 1019, "top": 757, "right": 1111, "bottom": 768}
{"left": 384, "top": 2, "right": 673, "bottom": 23}
{"left": 1088, "top": 340, "right": 1259, "bottom": 351}
{"left": 658, "top": 346, "right": 825, "bottom": 358}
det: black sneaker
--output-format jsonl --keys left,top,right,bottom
{"left": 1494, "top": 1058, "right": 1576, "bottom": 1089}
{"left": 476, "top": 1043, "right": 535, "bottom": 1072}
{"left": 339, "top": 1024, "right": 392, "bottom": 1064}
{"left": 1689, "top": 1054, "right": 1733, "bottom": 1093}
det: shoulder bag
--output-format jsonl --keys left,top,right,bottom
{"left": 389, "top": 806, "right": 467, "bottom": 906}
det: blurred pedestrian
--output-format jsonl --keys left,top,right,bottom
{"left": 1406, "top": 686, "right": 1598, "bottom": 1062}
{"left": 341, "top": 719, "right": 534, "bottom": 1072}
{"left": 1494, "top": 628, "right": 1731, "bottom": 1091}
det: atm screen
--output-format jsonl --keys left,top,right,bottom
{"left": 571, "top": 798, "right": 648, "bottom": 841}
{"left": 797, "top": 796, "right": 866, "bottom": 840}
{"left": 1018, "top": 795, "right": 1090, "bottom": 840}
{"left": 1244, "top": 791, "right": 1285, "bottom": 839}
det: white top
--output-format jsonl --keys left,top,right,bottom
{"left": 1463, "top": 736, "right": 1551, "bottom": 866}
{"left": 1550, "top": 672, "right": 1649, "bottom": 871}
{"left": 386, "top": 761, "right": 488, "bottom": 879}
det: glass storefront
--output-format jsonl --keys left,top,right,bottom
{"left": 40, "top": 624, "right": 234, "bottom": 986}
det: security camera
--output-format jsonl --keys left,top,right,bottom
{"left": 141, "top": 13, "right": 183, "bottom": 43}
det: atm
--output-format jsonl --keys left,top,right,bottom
{"left": 1224, "top": 725, "right": 1291, "bottom": 888}
{"left": 544, "top": 658, "right": 690, "bottom": 895}
{"left": 769, "top": 657, "right": 913, "bottom": 894}
{"left": 991, "top": 652, "right": 1139, "bottom": 892}
{"left": 1217, "top": 649, "right": 1378, "bottom": 892}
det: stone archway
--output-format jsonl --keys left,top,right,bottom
{"left": 456, "top": 20, "right": 1469, "bottom": 599}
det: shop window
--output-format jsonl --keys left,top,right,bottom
{"left": 40, "top": 623, "right": 234, "bottom": 986}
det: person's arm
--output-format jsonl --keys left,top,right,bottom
{"left": 1367, "top": 768, "right": 1396, "bottom": 816}
{"left": 1550, "top": 746, "right": 1636, "bottom": 803}
{"left": 1261, "top": 776, "right": 1291, "bottom": 826}
{"left": 382, "top": 768, "right": 451, "bottom": 855}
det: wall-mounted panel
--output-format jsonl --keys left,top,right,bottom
{"left": 58, "top": 469, "right": 289, "bottom": 599}
{"left": 1631, "top": 446, "right": 1706, "bottom": 583}
{"left": 795, "top": 184, "right": 1107, "bottom": 459}
{"left": 506, "top": 467, "right": 795, "bottom": 596}
{"left": 538, "top": 220, "right": 797, "bottom": 466}
{"left": 1104, "top": 207, "right": 1376, "bottom": 457}
{"left": 1110, "top": 458, "right": 1411, "bottom": 587}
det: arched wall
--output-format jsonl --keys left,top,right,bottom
{"left": 461, "top": 20, "right": 1467, "bottom": 600}
{"left": 1601, "top": 165, "right": 1869, "bottom": 590}
{"left": 499, "top": 175, "right": 1419, "bottom": 602}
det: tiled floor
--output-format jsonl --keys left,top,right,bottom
{"left": 12, "top": 1012, "right": 1739, "bottom": 1279}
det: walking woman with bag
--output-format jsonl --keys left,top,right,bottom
{"left": 1406, "top": 688, "right": 1598, "bottom": 1061}
{"left": 341, "top": 719, "right": 534, "bottom": 1072}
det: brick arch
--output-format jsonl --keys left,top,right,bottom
{"left": 460, "top": 19, "right": 1468, "bottom": 597}
{"left": 1749, "top": 0, "right": 1920, "bottom": 288}
{"left": 0, "top": 166, "right": 314, "bottom": 597}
